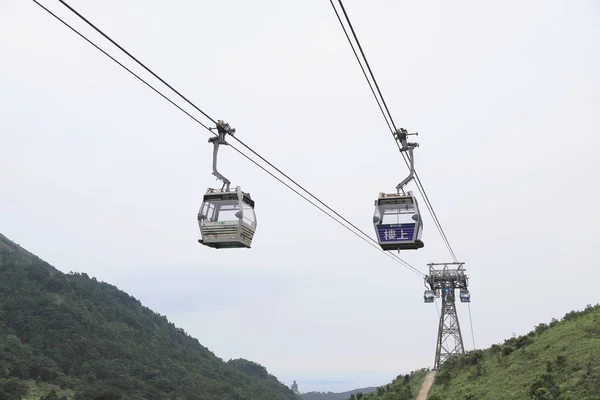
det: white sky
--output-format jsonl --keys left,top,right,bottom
{"left": 1, "top": 0, "right": 599, "bottom": 393}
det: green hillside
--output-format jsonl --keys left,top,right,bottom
{"left": 427, "top": 304, "right": 600, "bottom": 399}
{"left": 300, "top": 386, "right": 377, "bottom": 400}
{"left": 359, "top": 304, "right": 600, "bottom": 400}
{"left": 0, "top": 233, "right": 299, "bottom": 400}
{"left": 343, "top": 369, "right": 429, "bottom": 400}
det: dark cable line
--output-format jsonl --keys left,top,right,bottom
{"left": 336, "top": 0, "right": 399, "bottom": 133}
{"left": 414, "top": 174, "right": 458, "bottom": 262}
{"left": 328, "top": 0, "right": 393, "bottom": 133}
{"left": 57, "top": 0, "right": 217, "bottom": 126}
{"left": 468, "top": 302, "right": 476, "bottom": 349}
{"left": 32, "top": 0, "right": 424, "bottom": 277}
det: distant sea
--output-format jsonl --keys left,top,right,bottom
{"left": 279, "top": 371, "right": 397, "bottom": 393}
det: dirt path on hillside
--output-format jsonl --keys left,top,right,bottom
{"left": 416, "top": 370, "right": 437, "bottom": 400}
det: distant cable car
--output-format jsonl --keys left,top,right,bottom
{"left": 373, "top": 128, "right": 424, "bottom": 251}
{"left": 198, "top": 120, "right": 257, "bottom": 249}
{"left": 460, "top": 289, "right": 470, "bottom": 303}
{"left": 424, "top": 289, "right": 434, "bottom": 303}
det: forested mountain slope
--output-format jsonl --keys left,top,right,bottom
{"left": 0, "top": 233, "right": 299, "bottom": 400}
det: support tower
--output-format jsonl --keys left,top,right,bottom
{"left": 424, "top": 262, "right": 470, "bottom": 370}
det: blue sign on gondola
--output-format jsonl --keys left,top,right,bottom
{"left": 377, "top": 223, "right": 415, "bottom": 242}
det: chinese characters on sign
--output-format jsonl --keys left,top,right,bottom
{"left": 384, "top": 229, "right": 409, "bottom": 240}
{"left": 378, "top": 224, "right": 415, "bottom": 242}
{"left": 384, "top": 229, "right": 395, "bottom": 240}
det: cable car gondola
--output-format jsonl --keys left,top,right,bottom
{"left": 424, "top": 289, "right": 434, "bottom": 303}
{"left": 198, "top": 186, "right": 256, "bottom": 249}
{"left": 373, "top": 190, "right": 423, "bottom": 250}
{"left": 373, "top": 128, "right": 424, "bottom": 251}
{"left": 197, "top": 120, "right": 257, "bottom": 249}
{"left": 460, "top": 289, "right": 470, "bottom": 303}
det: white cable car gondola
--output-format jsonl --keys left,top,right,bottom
{"left": 373, "top": 128, "right": 424, "bottom": 251}
{"left": 460, "top": 289, "right": 470, "bottom": 303}
{"left": 197, "top": 120, "right": 257, "bottom": 249}
{"left": 424, "top": 289, "right": 434, "bottom": 303}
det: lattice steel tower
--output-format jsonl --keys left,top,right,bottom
{"left": 423, "top": 262, "right": 470, "bottom": 370}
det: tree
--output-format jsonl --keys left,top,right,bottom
{"left": 40, "top": 390, "right": 59, "bottom": 400}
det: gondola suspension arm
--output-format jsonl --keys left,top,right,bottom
{"left": 208, "top": 120, "right": 236, "bottom": 191}
{"left": 394, "top": 128, "right": 419, "bottom": 195}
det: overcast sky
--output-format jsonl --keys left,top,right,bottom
{"left": 2, "top": 0, "right": 599, "bottom": 393}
